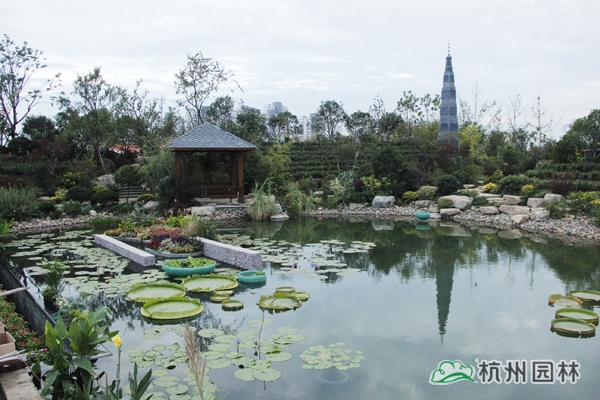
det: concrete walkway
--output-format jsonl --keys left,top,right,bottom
{"left": 0, "top": 369, "right": 42, "bottom": 400}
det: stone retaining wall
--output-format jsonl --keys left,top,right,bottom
{"left": 200, "top": 238, "right": 261, "bottom": 270}
{"left": 94, "top": 234, "right": 155, "bottom": 266}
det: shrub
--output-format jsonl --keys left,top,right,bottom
{"left": 485, "top": 170, "right": 504, "bottom": 184}
{"left": 62, "top": 200, "right": 82, "bottom": 217}
{"left": 49, "top": 187, "right": 68, "bottom": 202}
{"left": 483, "top": 183, "right": 498, "bottom": 193}
{"left": 436, "top": 175, "right": 462, "bottom": 196}
{"left": 110, "top": 203, "right": 134, "bottom": 215}
{"left": 388, "top": 182, "right": 407, "bottom": 198}
{"left": 399, "top": 168, "right": 425, "bottom": 191}
{"left": 520, "top": 184, "right": 536, "bottom": 197}
{"left": 66, "top": 185, "right": 92, "bottom": 202}
{"left": 115, "top": 164, "right": 142, "bottom": 203}
{"left": 0, "top": 187, "right": 40, "bottom": 221}
{"left": 60, "top": 172, "right": 86, "bottom": 189}
{"left": 38, "top": 200, "right": 61, "bottom": 219}
{"left": 417, "top": 186, "right": 437, "bottom": 200}
{"left": 88, "top": 216, "right": 123, "bottom": 231}
{"left": 457, "top": 189, "right": 479, "bottom": 198}
{"left": 402, "top": 191, "right": 419, "bottom": 202}
{"left": 437, "top": 198, "right": 455, "bottom": 208}
{"left": 543, "top": 199, "right": 568, "bottom": 219}
{"left": 549, "top": 177, "right": 572, "bottom": 196}
{"left": 498, "top": 175, "right": 529, "bottom": 195}
{"left": 92, "top": 189, "right": 119, "bottom": 206}
{"left": 183, "top": 217, "right": 218, "bottom": 240}
{"left": 284, "top": 182, "right": 316, "bottom": 217}
{"left": 324, "top": 195, "right": 339, "bottom": 209}
{"left": 472, "top": 196, "right": 489, "bottom": 206}
{"left": 248, "top": 181, "right": 278, "bottom": 221}
{"left": 136, "top": 193, "right": 156, "bottom": 203}
{"left": 567, "top": 191, "right": 599, "bottom": 215}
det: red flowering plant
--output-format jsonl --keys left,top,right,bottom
{"left": 0, "top": 293, "right": 46, "bottom": 363}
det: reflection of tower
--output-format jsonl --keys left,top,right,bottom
{"left": 438, "top": 46, "right": 459, "bottom": 146}
{"left": 431, "top": 235, "right": 458, "bottom": 343}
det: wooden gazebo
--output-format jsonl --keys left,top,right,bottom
{"left": 168, "top": 123, "right": 256, "bottom": 201}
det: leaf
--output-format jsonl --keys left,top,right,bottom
{"left": 254, "top": 368, "right": 281, "bottom": 382}
{"left": 234, "top": 368, "right": 256, "bottom": 381}
{"left": 266, "top": 352, "right": 292, "bottom": 362}
{"left": 277, "top": 326, "right": 298, "bottom": 335}
{"left": 208, "top": 343, "right": 231, "bottom": 353}
{"left": 207, "top": 358, "right": 231, "bottom": 369}
{"left": 73, "top": 357, "right": 94, "bottom": 372}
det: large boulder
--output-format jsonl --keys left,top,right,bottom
{"left": 348, "top": 203, "right": 363, "bottom": 210}
{"left": 503, "top": 195, "right": 523, "bottom": 205}
{"left": 440, "top": 208, "right": 461, "bottom": 216}
{"left": 530, "top": 210, "right": 550, "bottom": 221}
{"left": 190, "top": 206, "right": 216, "bottom": 217}
{"left": 94, "top": 175, "right": 115, "bottom": 187}
{"left": 439, "top": 195, "right": 473, "bottom": 210}
{"left": 499, "top": 205, "right": 530, "bottom": 215}
{"left": 372, "top": 196, "right": 395, "bottom": 208}
{"left": 511, "top": 214, "right": 529, "bottom": 224}
{"left": 527, "top": 198, "right": 544, "bottom": 208}
{"left": 270, "top": 213, "right": 289, "bottom": 221}
{"left": 544, "top": 193, "right": 563, "bottom": 202}
{"left": 414, "top": 200, "right": 432, "bottom": 208}
{"left": 143, "top": 201, "right": 160, "bottom": 213}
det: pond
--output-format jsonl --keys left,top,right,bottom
{"left": 2, "top": 217, "right": 600, "bottom": 400}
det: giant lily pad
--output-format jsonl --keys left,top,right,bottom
{"left": 569, "top": 290, "right": 600, "bottom": 303}
{"left": 548, "top": 294, "right": 582, "bottom": 307}
{"left": 555, "top": 308, "right": 599, "bottom": 324}
{"left": 551, "top": 318, "right": 596, "bottom": 337}
{"left": 126, "top": 281, "right": 186, "bottom": 302}
{"left": 222, "top": 300, "right": 244, "bottom": 311}
{"left": 258, "top": 293, "right": 302, "bottom": 311}
{"left": 183, "top": 274, "right": 238, "bottom": 293}
{"left": 141, "top": 297, "right": 204, "bottom": 320}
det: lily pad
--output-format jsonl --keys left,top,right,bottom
{"left": 183, "top": 274, "right": 238, "bottom": 293}
{"left": 555, "top": 308, "right": 599, "bottom": 324}
{"left": 548, "top": 295, "right": 583, "bottom": 307}
{"left": 265, "top": 352, "right": 292, "bottom": 362}
{"left": 551, "top": 317, "right": 596, "bottom": 337}
{"left": 291, "top": 292, "right": 310, "bottom": 301}
{"left": 258, "top": 293, "right": 302, "bottom": 311}
{"left": 300, "top": 343, "right": 365, "bottom": 371}
{"left": 207, "top": 358, "right": 231, "bottom": 369}
{"left": 247, "top": 318, "right": 274, "bottom": 327}
{"left": 569, "top": 290, "right": 600, "bottom": 303}
{"left": 275, "top": 286, "right": 295, "bottom": 293}
{"left": 209, "top": 293, "right": 230, "bottom": 303}
{"left": 126, "top": 281, "right": 186, "bottom": 302}
{"left": 198, "top": 328, "right": 224, "bottom": 338}
{"left": 222, "top": 300, "right": 244, "bottom": 311}
{"left": 141, "top": 297, "right": 204, "bottom": 320}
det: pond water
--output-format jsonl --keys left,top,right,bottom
{"left": 2, "top": 217, "right": 600, "bottom": 400}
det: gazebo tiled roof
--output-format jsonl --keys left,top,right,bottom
{"left": 168, "top": 123, "right": 256, "bottom": 151}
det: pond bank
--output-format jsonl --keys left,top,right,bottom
{"left": 308, "top": 204, "right": 600, "bottom": 245}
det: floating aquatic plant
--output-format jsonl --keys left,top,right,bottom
{"left": 569, "top": 290, "right": 600, "bottom": 303}
{"left": 258, "top": 292, "right": 302, "bottom": 311}
{"left": 555, "top": 308, "right": 599, "bottom": 325}
{"left": 551, "top": 318, "right": 596, "bottom": 337}
{"left": 548, "top": 294, "right": 583, "bottom": 307}
{"left": 140, "top": 297, "right": 204, "bottom": 320}
{"left": 126, "top": 281, "right": 186, "bottom": 302}
{"left": 183, "top": 274, "right": 238, "bottom": 293}
{"left": 300, "top": 342, "right": 365, "bottom": 371}
{"left": 222, "top": 300, "right": 244, "bottom": 311}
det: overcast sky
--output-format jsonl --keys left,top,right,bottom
{"left": 2, "top": 0, "right": 598, "bottom": 138}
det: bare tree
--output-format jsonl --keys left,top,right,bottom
{"left": 530, "top": 93, "right": 559, "bottom": 146}
{"left": 0, "top": 34, "right": 61, "bottom": 145}
{"left": 458, "top": 81, "right": 500, "bottom": 130}
{"left": 174, "top": 52, "right": 242, "bottom": 126}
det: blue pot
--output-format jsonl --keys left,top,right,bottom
{"left": 163, "top": 259, "right": 216, "bottom": 277}
{"left": 238, "top": 270, "right": 267, "bottom": 283}
{"left": 415, "top": 211, "right": 431, "bottom": 221}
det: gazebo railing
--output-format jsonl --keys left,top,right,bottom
{"left": 198, "top": 185, "right": 243, "bottom": 199}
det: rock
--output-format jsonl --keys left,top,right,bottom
{"left": 428, "top": 206, "right": 439, "bottom": 213}
{"left": 439, "top": 195, "right": 473, "bottom": 210}
{"left": 144, "top": 201, "right": 161, "bottom": 214}
{"left": 463, "top": 184, "right": 475, "bottom": 189}
{"left": 274, "top": 203, "right": 283, "bottom": 214}
{"left": 527, "top": 198, "right": 544, "bottom": 208}
{"left": 190, "top": 206, "right": 216, "bottom": 217}
{"left": 94, "top": 175, "right": 115, "bottom": 187}
{"left": 479, "top": 206, "right": 499, "bottom": 214}
{"left": 371, "top": 219, "right": 395, "bottom": 231}
{"left": 479, "top": 193, "right": 501, "bottom": 198}
{"left": 511, "top": 214, "right": 530, "bottom": 224}
{"left": 348, "top": 203, "right": 363, "bottom": 210}
{"left": 89, "top": 210, "right": 97, "bottom": 217}
{"left": 479, "top": 227, "right": 499, "bottom": 234}
{"left": 414, "top": 200, "right": 432, "bottom": 208}
{"left": 499, "top": 205, "right": 530, "bottom": 215}
{"left": 503, "top": 195, "right": 523, "bottom": 205}
{"left": 531, "top": 210, "right": 550, "bottom": 221}
{"left": 440, "top": 208, "right": 461, "bottom": 216}
{"left": 544, "top": 193, "right": 564, "bottom": 202}
{"left": 530, "top": 207, "right": 545, "bottom": 212}
{"left": 429, "top": 212, "right": 442, "bottom": 219}
{"left": 561, "top": 217, "right": 574, "bottom": 223}
{"left": 498, "top": 229, "right": 523, "bottom": 239}
{"left": 372, "top": 196, "right": 396, "bottom": 208}
{"left": 270, "top": 213, "right": 289, "bottom": 221}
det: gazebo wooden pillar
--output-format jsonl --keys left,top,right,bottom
{"left": 168, "top": 123, "right": 256, "bottom": 202}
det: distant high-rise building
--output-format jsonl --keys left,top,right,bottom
{"left": 263, "top": 101, "right": 288, "bottom": 118}
{"left": 438, "top": 50, "right": 459, "bottom": 146}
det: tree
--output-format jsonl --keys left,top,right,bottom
{"left": 345, "top": 111, "right": 373, "bottom": 142}
{"left": 114, "top": 164, "right": 142, "bottom": 203}
{"left": 311, "top": 100, "right": 347, "bottom": 141}
{"left": 268, "top": 111, "right": 300, "bottom": 140}
{"left": 368, "top": 95, "right": 403, "bottom": 141}
{"left": 174, "top": 52, "right": 241, "bottom": 126}
{"left": 118, "top": 80, "right": 174, "bottom": 156}
{"left": 569, "top": 109, "right": 600, "bottom": 161}
{"left": 206, "top": 95, "right": 235, "bottom": 131}
{"left": 57, "top": 67, "right": 121, "bottom": 170}
{"left": 0, "top": 35, "right": 61, "bottom": 145}
{"left": 233, "top": 106, "right": 268, "bottom": 144}
{"left": 21, "top": 115, "right": 58, "bottom": 141}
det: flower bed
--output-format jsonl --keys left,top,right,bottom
{"left": 0, "top": 291, "right": 46, "bottom": 363}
